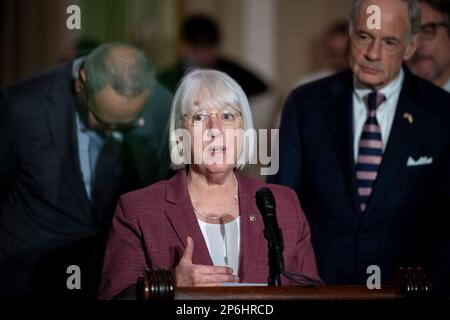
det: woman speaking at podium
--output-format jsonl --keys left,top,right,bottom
{"left": 98, "top": 69, "right": 322, "bottom": 299}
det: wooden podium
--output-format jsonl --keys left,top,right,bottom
{"left": 111, "top": 267, "right": 432, "bottom": 300}
{"left": 174, "top": 285, "right": 401, "bottom": 300}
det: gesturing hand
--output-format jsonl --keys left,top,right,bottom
{"left": 175, "top": 236, "right": 239, "bottom": 287}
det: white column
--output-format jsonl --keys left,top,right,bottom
{"left": 242, "top": 0, "right": 277, "bottom": 83}
{"left": 241, "top": 0, "right": 278, "bottom": 180}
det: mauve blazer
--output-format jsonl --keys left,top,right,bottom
{"left": 99, "top": 169, "right": 322, "bottom": 299}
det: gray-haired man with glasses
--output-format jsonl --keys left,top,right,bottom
{"left": 408, "top": 0, "right": 450, "bottom": 92}
{"left": 271, "top": 0, "right": 450, "bottom": 297}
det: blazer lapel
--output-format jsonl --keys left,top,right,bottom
{"left": 164, "top": 169, "right": 212, "bottom": 266}
{"left": 163, "top": 170, "right": 266, "bottom": 279}
{"left": 236, "top": 173, "right": 265, "bottom": 281}
{"left": 45, "top": 63, "right": 92, "bottom": 219}
{"left": 326, "top": 72, "right": 361, "bottom": 217}
{"left": 365, "top": 72, "right": 419, "bottom": 214}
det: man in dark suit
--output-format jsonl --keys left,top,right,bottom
{"left": 0, "top": 43, "right": 168, "bottom": 299}
{"left": 270, "top": 0, "right": 450, "bottom": 294}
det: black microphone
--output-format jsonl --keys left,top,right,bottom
{"left": 256, "top": 187, "right": 284, "bottom": 286}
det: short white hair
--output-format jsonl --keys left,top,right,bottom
{"left": 168, "top": 69, "right": 255, "bottom": 170}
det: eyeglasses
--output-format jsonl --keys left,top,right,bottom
{"left": 184, "top": 109, "right": 243, "bottom": 126}
{"left": 89, "top": 108, "right": 145, "bottom": 133}
{"left": 418, "top": 22, "right": 449, "bottom": 40}
{"left": 77, "top": 64, "right": 145, "bottom": 133}
{"left": 78, "top": 68, "right": 145, "bottom": 133}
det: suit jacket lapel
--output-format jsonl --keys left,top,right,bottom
{"left": 366, "top": 71, "right": 419, "bottom": 214}
{"left": 236, "top": 173, "right": 265, "bottom": 281}
{"left": 45, "top": 63, "right": 92, "bottom": 219}
{"left": 164, "top": 169, "right": 212, "bottom": 266}
{"left": 326, "top": 72, "right": 361, "bottom": 217}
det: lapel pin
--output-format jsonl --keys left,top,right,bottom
{"left": 403, "top": 112, "right": 414, "bottom": 124}
{"left": 249, "top": 215, "right": 256, "bottom": 222}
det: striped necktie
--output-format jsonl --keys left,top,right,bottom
{"left": 356, "top": 92, "right": 385, "bottom": 212}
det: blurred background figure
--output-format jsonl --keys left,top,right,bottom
{"left": 159, "top": 15, "right": 269, "bottom": 98}
{"left": 295, "top": 20, "right": 350, "bottom": 87}
{"left": 0, "top": 43, "right": 169, "bottom": 300}
{"left": 61, "top": 37, "right": 174, "bottom": 186}
{"left": 408, "top": 0, "right": 450, "bottom": 92}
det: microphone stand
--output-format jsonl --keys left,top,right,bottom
{"left": 265, "top": 229, "right": 284, "bottom": 287}
{"left": 256, "top": 187, "right": 285, "bottom": 287}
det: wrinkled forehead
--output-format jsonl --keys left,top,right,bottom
{"left": 353, "top": 0, "right": 411, "bottom": 36}
{"left": 181, "top": 81, "right": 241, "bottom": 115}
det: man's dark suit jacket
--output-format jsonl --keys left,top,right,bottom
{"left": 269, "top": 69, "right": 450, "bottom": 294}
{"left": 0, "top": 62, "right": 172, "bottom": 299}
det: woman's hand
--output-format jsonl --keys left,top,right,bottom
{"left": 175, "top": 237, "right": 239, "bottom": 287}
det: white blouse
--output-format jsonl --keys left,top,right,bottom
{"left": 197, "top": 217, "right": 241, "bottom": 275}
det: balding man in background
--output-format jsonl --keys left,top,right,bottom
{"left": 408, "top": 0, "right": 450, "bottom": 92}
{"left": 0, "top": 43, "right": 161, "bottom": 299}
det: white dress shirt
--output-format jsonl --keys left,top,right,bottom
{"left": 198, "top": 217, "right": 241, "bottom": 276}
{"left": 443, "top": 78, "right": 450, "bottom": 93}
{"left": 353, "top": 69, "right": 405, "bottom": 162}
